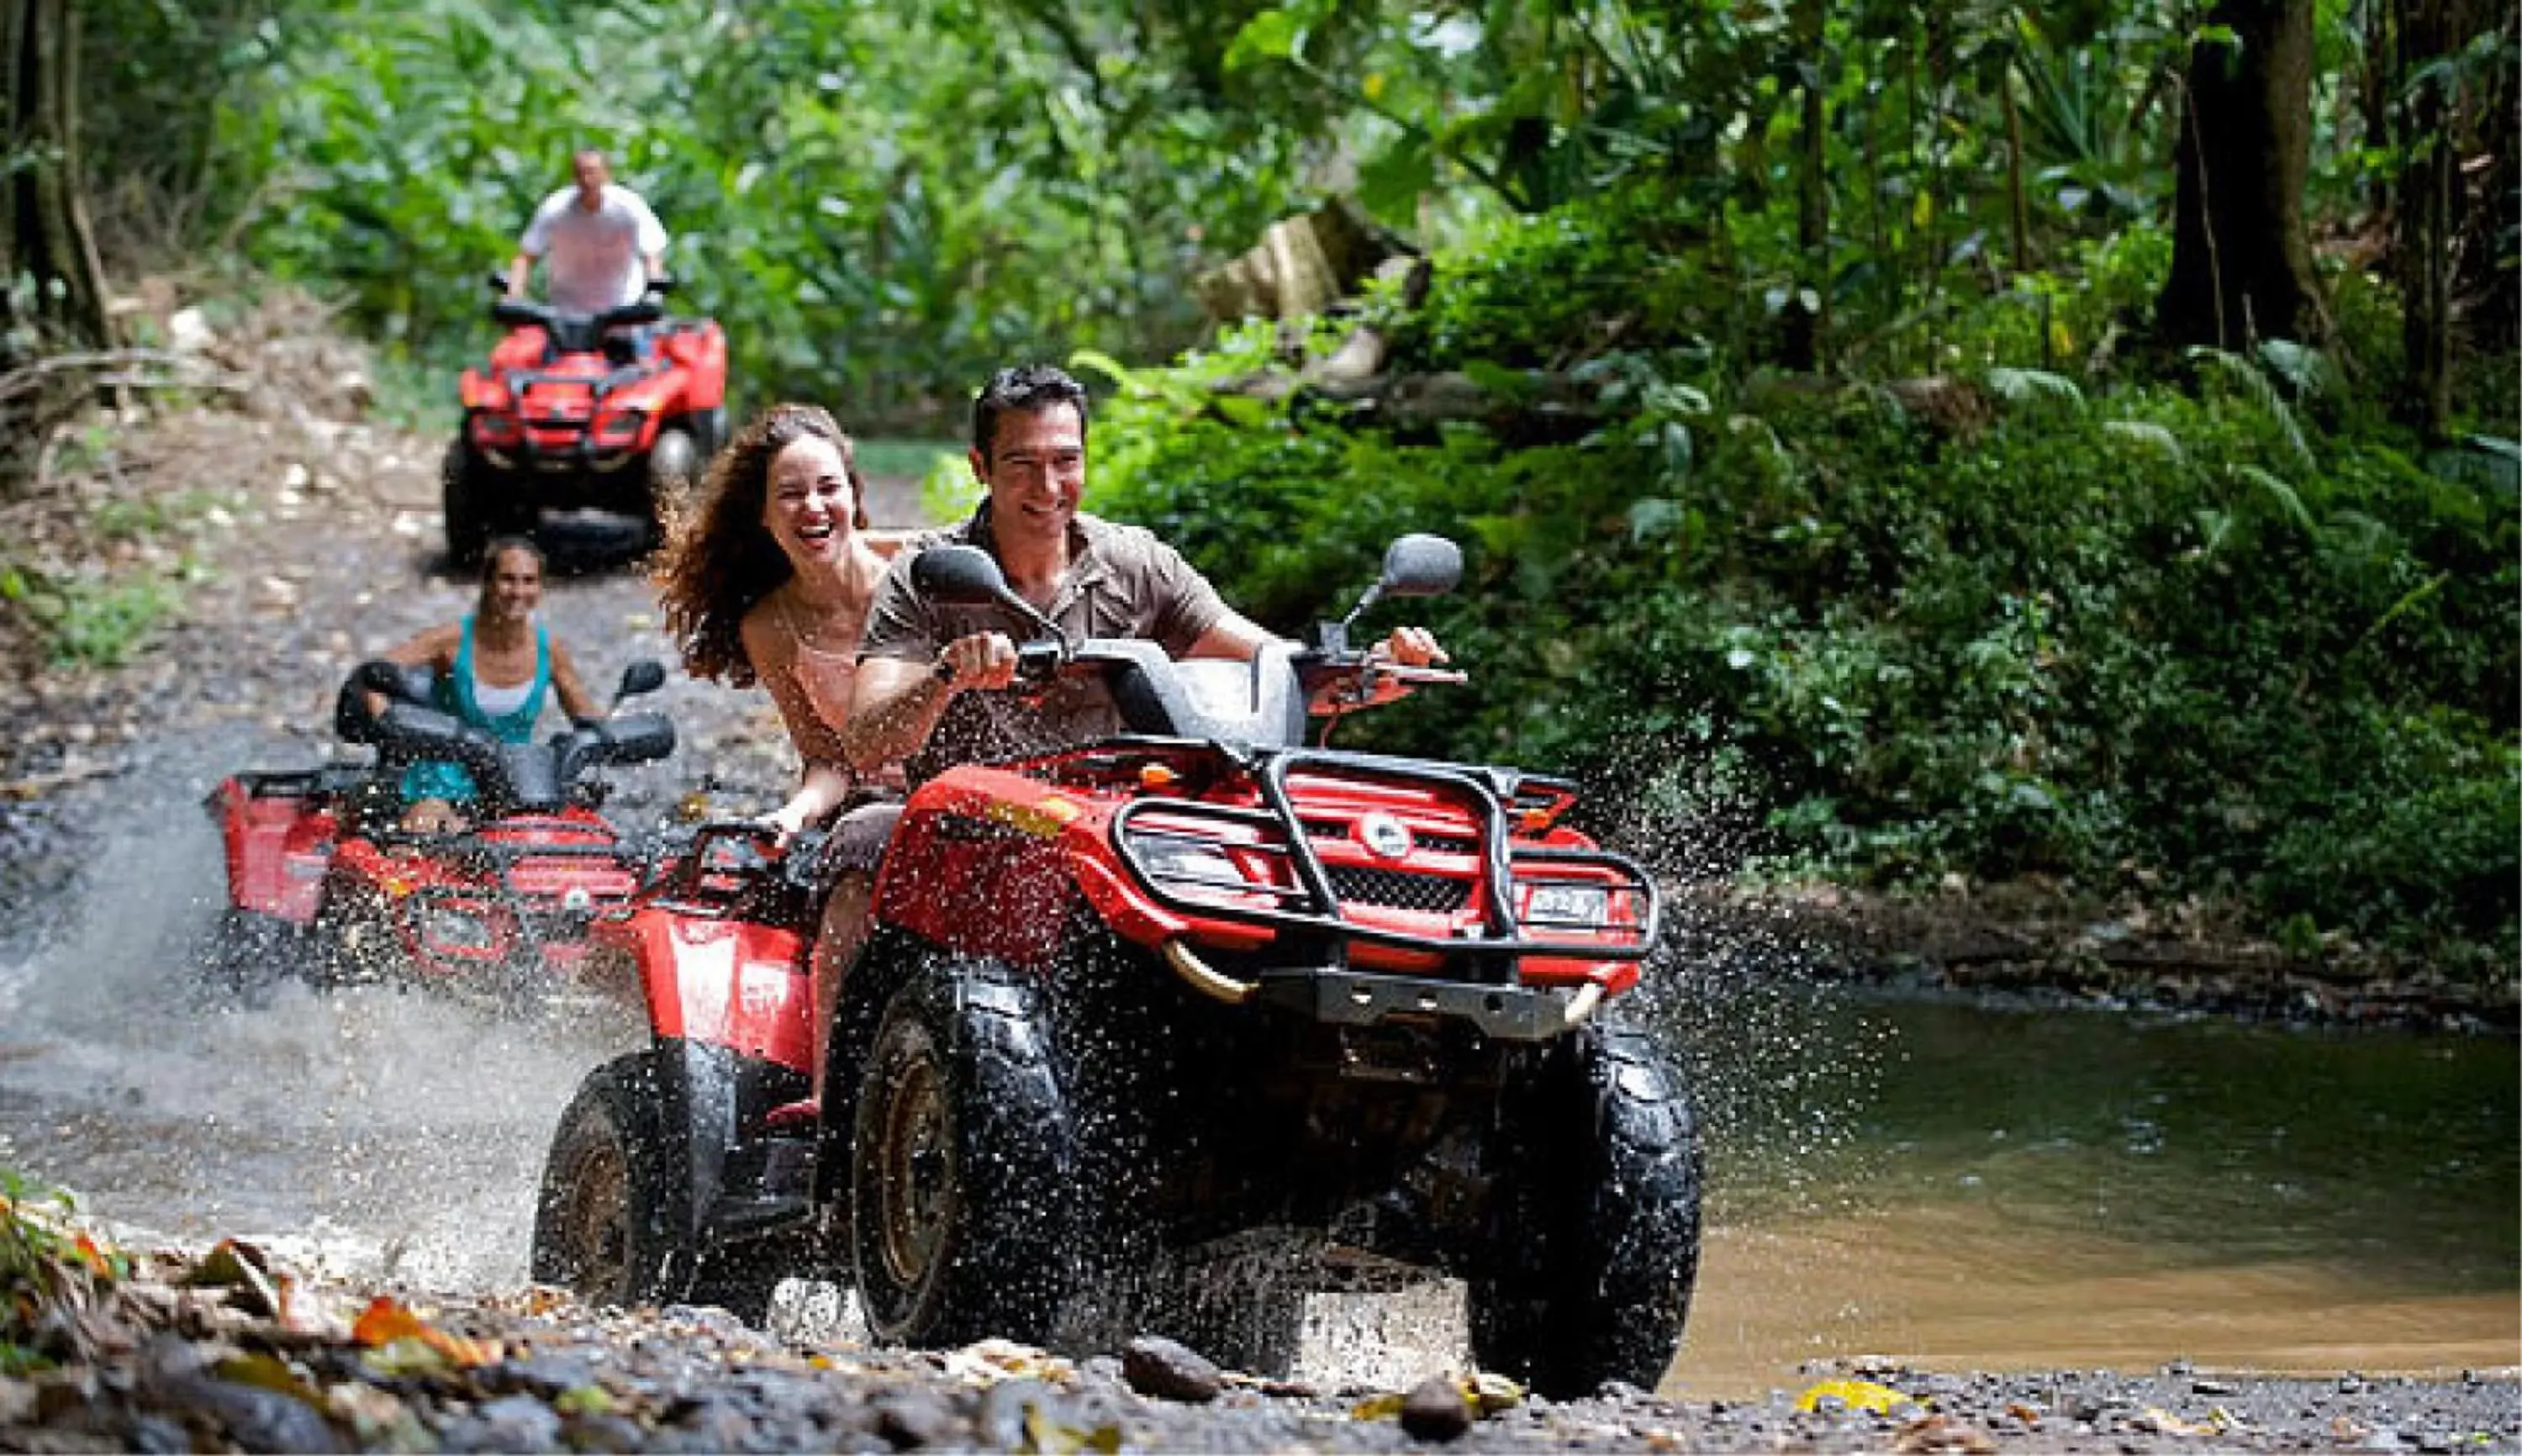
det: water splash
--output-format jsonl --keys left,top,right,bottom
{"left": 0, "top": 815, "right": 641, "bottom": 1290}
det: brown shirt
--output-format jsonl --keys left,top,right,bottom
{"left": 857, "top": 506, "right": 1229, "bottom": 782}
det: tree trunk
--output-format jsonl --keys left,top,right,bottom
{"left": 2001, "top": 52, "right": 2034, "bottom": 275}
{"left": 1780, "top": 0, "right": 1829, "bottom": 372}
{"left": 3, "top": 0, "right": 113, "bottom": 348}
{"left": 2155, "top": 0, "right": 2328, "bottom": 349}
{"left": 2393, "top": 0, "right": 2455, "bottom": 436}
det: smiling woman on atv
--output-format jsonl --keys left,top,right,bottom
{"left": 654, "top": 403, "right": 915, "bottom": 1093}
{"left": 377, "top": 537, "right": 604, "bottom": 832}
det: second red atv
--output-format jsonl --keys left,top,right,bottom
{"left": 443, "top": 273, "right": 728, "bottom": 566}
{"left": 530, "top": 536, "right": 1702, "bottom": 1398}
{"left": 205, "top": 657, "right": 678, "bottom": 1009}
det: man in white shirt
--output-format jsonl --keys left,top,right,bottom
{"left": 507, "top": 150, "right": 668, "bottom": 314}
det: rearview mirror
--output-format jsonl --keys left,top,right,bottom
{"left": 1377, "top": 534, "right": 1462, "bottom": 599}
{"left": 912, "top": 544, "right": 1063, "bottom": 640}
{"left": 487, "top": 270, "right": 510, "bottom": 294}
{"left": 615, "top": 658, "right": 667, "bottom": 703}
{"left": 910, "top": 544, "right": 1010, "bottom": 604}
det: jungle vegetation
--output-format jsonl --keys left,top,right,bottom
{"left": 5, "top": 0, "right": 2516, "bottom": 971}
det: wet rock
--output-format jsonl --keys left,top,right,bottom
{"left": 124, "top": 1411, "right": 193, "bottom": 1453}
{"left": 1122, "top": 1334, "right": 1224, "bottom": 1403}
{"left": 1399, "top": 1374, "right": 1473, "bottom": 1442}
{"left": 475, "top": 1392, "right": 566, "bottom": 1451}
{"left": 561, "top": 1411, "right": 650, "bottom": 1453}
{"left": 151, "top": 1371, "right": 346, "bottom": 1453}
{"left": 493, "top": 1352, "right": 601, "bottom": 1400}
{"left": 976, "top": 1378, "right": 1058, "bottom": 1448}
{"left": 872, "top": 1388, "right": 962, "bottom": 1448}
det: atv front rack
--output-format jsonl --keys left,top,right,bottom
{"left": 1104, "top": 745, "right": 1659, "bottom": 980}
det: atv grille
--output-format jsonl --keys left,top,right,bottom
{"left": 1328, "top": 865, "right": 1472, "bottom": 914}
{"left": 1304, "top": 820, "right": 1480, "bottom": 857}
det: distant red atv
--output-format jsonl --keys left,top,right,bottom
{"left": 443, "top": 272, "right": 727, "bottom": 566}
{"left": 204, "top": 657, "right": 677, "bottom": 1009}
{"left": 530, "top": 535, "right": 1702, "bottom": 1397}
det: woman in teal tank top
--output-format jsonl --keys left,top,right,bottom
{"left": 374, "top": 537, "right": 604, "bottom": 831}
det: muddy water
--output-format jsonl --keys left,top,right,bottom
{"left": 1675, "top": 994, "right": 2520, "bottom": 1399}
{"left": 0, "top": 818, "right": 646, "bottom": 1289}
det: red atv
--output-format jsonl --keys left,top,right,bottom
{"left": 443, "top": 272, "right": 728, "bottom": 567}
{"left": 204, "top": 657, "right": 678, "bottom": 1009}
{"left": 529, "top": 536, "right": 1702, "bottom": 1397}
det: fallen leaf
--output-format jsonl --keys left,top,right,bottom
{"left": 555, "top": 1385, "right": 615, "bottom": 1417}
{"left": 1797, "top": 1378, "right": 1912, "bottom": 1414}
{"left": 360, "top": 1336, "right": 451, "bottom": 1379}
{"left": 213, "top": 1353, "right": 324, "bottom": 1408}
{"left": 351, "top": 1295, "right": 498, "bottom": 1365}
{"left": 1464, "top": 1371, "right": 1524, "bottom": 1416}
{"left": 1349, "top": 1392, "right": 1406, "bottom": 1421}
{"left": 182, "top": 1238, "right": 288, "bottom": 1321}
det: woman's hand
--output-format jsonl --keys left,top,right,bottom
{"left": 759, "top": 798, "right": 816, "bottom": 846}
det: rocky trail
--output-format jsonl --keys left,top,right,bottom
{"left": 0, "top": 341, "right": 2514, "bottom": 1451}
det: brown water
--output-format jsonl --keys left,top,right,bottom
{"left": 1671, "top": 995, "right": 2520, "bottom": 1399}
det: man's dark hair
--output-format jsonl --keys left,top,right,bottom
{"left": 971, "top": 364, "right": 1090, "bottom": 460}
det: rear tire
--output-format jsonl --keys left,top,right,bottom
{"left": 849, "top": 956, "right": 1079, "bottom": 1348}
{"left": 1468, "top": 1024, "right": 1702, "bottom": 1399}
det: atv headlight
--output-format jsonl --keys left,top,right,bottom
{"left": 1519, "top": 880, "right": 1612, "bottom": 930}
{"left": 419, "top": 905, "right": 497, "bottom": 952}
{"left": 592, "top": 408, "right": 646, "bottom": 450}
{"left": 1134, "top": 833, "right": 1255, "bottom": 905}
{"left": 472, "top": 412, "right": 522, "bottom": 448}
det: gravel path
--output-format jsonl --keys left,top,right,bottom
{"left": 0, "top": 398, "right": 2514, "bottom": 1453}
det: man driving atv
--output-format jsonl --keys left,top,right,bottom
{"left": 793, "top": 364, "right": 1443, "bottom": 1090}
{"left": 508, "top": 149, "right": 668, "bottom": 318}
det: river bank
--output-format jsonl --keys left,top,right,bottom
{"left": 4, "top": 1208, "right": 2515, "bottom": 1454}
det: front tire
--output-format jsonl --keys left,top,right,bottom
{"left": 203, "top": 909, "right": 306, "bottom": 1003}
{"left": 442, "top": 439, "right": 493, "bottom": 569}
{"left": 530, "top": 1052, "right": 776, "bottom": 1324}
{"left": 1468, "top": 1024, "right": 1703, "bottom": 1399}
{"left": 532, "top": 1058, "right": 669, "bottom": 1307}
{"left": 849, "top": 957, "right": 1079, "bottom": 1348}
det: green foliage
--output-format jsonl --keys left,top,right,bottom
{"left": 1092, "top": 190, "right": 2520, "bottom": 972}
{"left": 3, "top": 1168, "right": 119, "bottom": 1375}
{"left": 217, "top": 0, "right": 1327, "bottom": 427}
{"left": 13, "top": 572, "right": 177, "bottom": 669}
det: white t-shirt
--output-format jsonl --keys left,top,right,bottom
{"left": 518, "top": 183, "right": 669, "bottom": 314}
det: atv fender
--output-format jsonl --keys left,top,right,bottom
{"left": 657, "top": 1037, "right": 740, "bottom": 1256}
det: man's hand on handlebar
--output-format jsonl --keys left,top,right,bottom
{"left": 933, "top": 631, "right": 1020, "bottom": 692}
{"left": 1372, "top": 626, "right": 1449, "bottom": 671}
{"left": 1309, "top": 625, "right": 1463, "bottom": 715}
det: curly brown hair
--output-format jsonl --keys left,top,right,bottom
{"left": 652, "top": 403, "right": 868, "bottom": 686}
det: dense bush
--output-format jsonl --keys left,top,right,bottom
{"left": 1089, "top": 206, "right": 2520, "bottom": 971}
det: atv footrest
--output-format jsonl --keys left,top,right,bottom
{"left": 710, "top": 1194, "right": 811, "bottom": 1243}
{"left": 1251, "top": 968, "right": 1576, "bottom": 1042}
